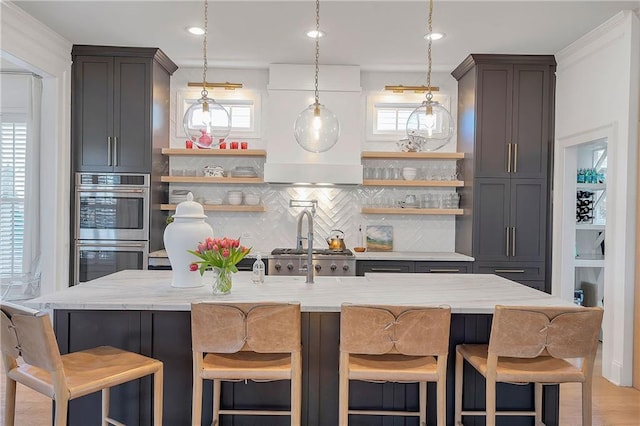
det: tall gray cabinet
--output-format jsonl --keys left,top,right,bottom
{"left": 452, "top": 54, "right": 556, "bottom": 292}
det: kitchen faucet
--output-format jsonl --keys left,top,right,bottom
{"left": 296, "top": 209, "right": 314, "bottom": 283}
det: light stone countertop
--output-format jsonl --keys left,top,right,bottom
{"left": 25, "top": 270, "right": 571, "bottom": 314}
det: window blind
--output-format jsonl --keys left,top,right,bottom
{"left": 0, "top": 120, "right": 27, "bottom": 275}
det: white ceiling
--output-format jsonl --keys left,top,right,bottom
{"left": 9, "top": 0, "right": 640, "bottom": 73}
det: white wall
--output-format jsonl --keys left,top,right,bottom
{"left": 1, "top": 2, "right": 72, "bottom": 293}
{"left": 553, "top": 10, "right": 640, "bottom": 385}
{"left": 168, "top": 66, "right": 459, "bottom": 253}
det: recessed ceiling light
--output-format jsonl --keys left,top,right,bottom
{"left": 188, "top": 27, "right": 205, "bottom": 35}
{"left": 306, "top": 29, "right": 325, "bottom": 39}
{"left": 424, "top": 32, "right": 445, "bottom": 41}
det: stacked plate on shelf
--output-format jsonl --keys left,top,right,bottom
{"left": 229, "top": 166, "right": 258, "bottom": 178}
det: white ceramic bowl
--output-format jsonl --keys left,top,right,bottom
{"left": 402, "top": 167, "right": 417, "bottom": 180}
{"left": 228, "top": 195, "right": 243, "bottom": 205}
{"left": 245, "top": 194, "right": 260, "bottom": 205}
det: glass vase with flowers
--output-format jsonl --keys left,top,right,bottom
{"left": 188, "top": 237, "right": 251, "bottom": 295}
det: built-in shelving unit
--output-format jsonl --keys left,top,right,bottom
{"left": 361, "top": 207, "right": 463, "bottom": 215}
{"left": 161, "top": 204, "right": 265, "bottom": 212}
{"left": 162, "top": 148, "right": 267, "bottom": 212}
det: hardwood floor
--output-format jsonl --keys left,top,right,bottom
{"left": 1, "top": 346, "right": 639, "bottom": 425}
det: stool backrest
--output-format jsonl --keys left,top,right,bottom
{"left": 191, "top": 302, "right": 301, "bottom": 354}
{"left": 340, "top": 304, "right": 451, "bottom": 356}
{"left": 488, "top": 305, "right": 603, "bottom": 359}
{"left": 1, "top": 301, "right": 63, "bottom": 373}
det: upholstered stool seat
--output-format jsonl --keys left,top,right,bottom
{"left": 191, "top": 302, "right": 302, "bottom": 426}
{"left": 339, "top": 303, "right": 451, "bottom": 426}
{"left": 1, "top": 301, "right": 163, "bottom": 426}
{"left": 454, "top": 305, "right": 603, "bottom": 426}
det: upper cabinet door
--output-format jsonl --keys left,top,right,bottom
{"left": 113, "top": 57, "right": 152, "bottom": 172}
{"left": 73, "top": 56, "right": 114, "bottom": 172}
{"left": 511, "top": 65, "right": 551, "bottom": 179}
{"left": 475, "top": 64, "right": 512, "bottom": 178}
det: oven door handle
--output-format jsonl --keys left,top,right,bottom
{"left": 76, "top": 241, "right": 148, "bottom": 249}
{"left": 77, "top": 188, "right": 147, "bottom": 194}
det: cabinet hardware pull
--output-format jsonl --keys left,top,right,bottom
{"left": 511, "top": 226, "right": 516, "bottom": 257}
{"left": 513, "top": 143, "right": 518, "bottom": 173}
{"left": 370, "top": 268, "right": 403, "bottom": 272}
{"left": 507, "top": 143, "right": 512, "bottom": 173}
{"left": 506, "top": 226, "right": 510, "bottom": 257}
{"left": 113, "top": 136, "right": 118, "bottom": 166}
{"left": 494, "top": 269, "right": 525, "bottom": 273}
{"left": 429, "top": 268, "right": 460, "bottom": 273}
{"left": 107, "top": 137, "right": 112, "bottom": 166}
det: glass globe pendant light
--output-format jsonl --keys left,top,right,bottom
{"left": 294, "top": 0, "right": 340, "bottom": 153}
{"left": 183, "top": 0, "right": 230, "bottom": 148}
{"left": 406, "top": 0, "right": 453, "bottom": 151}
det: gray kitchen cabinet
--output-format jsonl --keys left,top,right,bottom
{"left": 453, "top": 54, "right": 555, "bottom": 293}
{"left": 72, "top": 45, "right": 177, "bottom": 173}
{"left": 356, "top": 260, "right": 471, "bottom": 276}
{"left": 474, "top": 261, "right": 545, "bottom": 290}
{"left": 464, "top": 60, "right": 553, "bottom": 179}
{"left": 474, "top": 178, "right": 546, "bottom": 263}
{"left": 356, "top": 260, "right": 414, "bottom": 276}
{"left": 414, "top": 261, "right": 471, "bottom": 274}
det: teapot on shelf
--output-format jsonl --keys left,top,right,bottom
{"left": 326, "top": 229, "right": 346, "bottom": 251}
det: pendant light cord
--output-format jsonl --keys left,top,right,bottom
{"left": 314, "top": 0, "right": 320, "bottom": 108}
{"left": 426, "top": 0, "right": 433, "bottom": 102}
{"left": 201, "top": 0, "right": 209, "bottom": 98}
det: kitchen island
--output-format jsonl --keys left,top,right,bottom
{"left": 26, "top": 271, "right": 572, "bottom": 426}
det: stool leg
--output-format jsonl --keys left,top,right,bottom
{"left": 535, "top": 383, "right": 543, "bottom": 425}
{"left": 582, "top": 378, "right": 593, "bottom": 426}
{"left": 338, "top": 352, "right": 349, "bottom": 426}
{"left": 213, "top": 379, "right": 221, "bottom": 425}
{"left": 486, "top": 376, "right": 496, "bottom": 426}
{"left": 101, "top": 388, "right": 110, "bottom": 426}
{"left": 54, "top": 397, "right": 69, "bottom": 426}
{"left": 291, "top": 352, "right": 302, "bottom": 426}
{"left": 419, "top": 381, "right": 427, "bottom": 426}
{"left": 192, "top": 353, "right": 203, "bottom": 426}
{"left": 454, "top": 349, "right": 463, "bottom": 426}
{"left": 3, "top": 376, "right": 16, "bottom": 426}
{"left": 153, "top": 366, "right": 163, "bottom": 426}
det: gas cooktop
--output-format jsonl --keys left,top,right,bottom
{"left": 271, "top": 248, "right": 354, "bottom": 257}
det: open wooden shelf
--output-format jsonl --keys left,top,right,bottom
{"left": 162, "top": 148, "right": 266, "bottom": 157}
{"left": 161, "top": 204, "right": 265, "bottom": 212}
{"left": 160, "top": 176, "right": 263, "bottom": 184}
{"left": 362, "top": 179, "right": 464, "bottom": 187}
{"left": 361, "top": 151, "right": 464, "bottom": 160}
{"left": 361, "top": 207, "right": 463, "bottom": 215}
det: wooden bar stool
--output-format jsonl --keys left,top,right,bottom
{"left": 339, "top": 303, "right": 451, "bottom": 426}
{"left": 190, "top": 302, "right": 302, "bottom": 426}
{"left": 0, "top": 301, "right": 163, "bottom": 426}
{"left": 455, "top": 305, "right": 604, "bottom": 426}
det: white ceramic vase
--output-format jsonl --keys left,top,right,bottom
{"left": 163, "top": 192, "right": 214, "bottom": 288}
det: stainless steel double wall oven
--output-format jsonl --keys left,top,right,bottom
{"left": 74, "top": 173, "right": 150, "bottom": 284}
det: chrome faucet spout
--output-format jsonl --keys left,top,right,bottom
{"left": 296, "top": 209, "right": 314, "bottom": 283}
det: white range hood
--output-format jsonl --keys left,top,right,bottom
{"left": 264, "top": 64, "right": 363, "bottom": 185}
